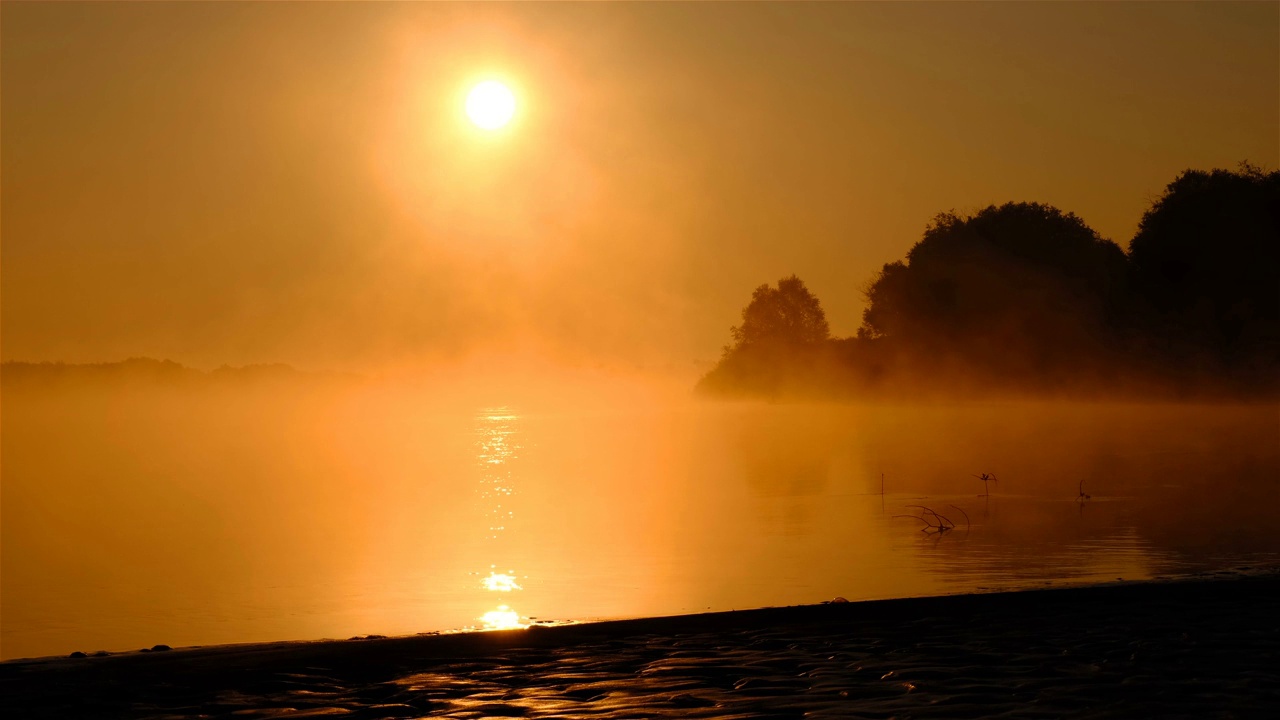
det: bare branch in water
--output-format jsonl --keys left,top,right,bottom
{"left": 1077, "top": 479, "right": 1092, "bottom": 503}
{"left": 892, "top": 514, "right": 932, "bottom": 527}
{"left": 900, "top": 505, "right": 956, "bottom": 533}
{"left": 973, "top": 473, "right": 998, "bottom": 497}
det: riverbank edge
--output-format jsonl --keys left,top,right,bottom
{"left": 3, "top": 569, "right": 1275, "bottom": 680}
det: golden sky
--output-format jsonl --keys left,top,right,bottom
{"left": 3, "top": 2, "right": 1277, "bottom": 375}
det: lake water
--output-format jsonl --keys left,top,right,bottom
{"left": 3, "top": 381, "right": 1278, "bottom": 660}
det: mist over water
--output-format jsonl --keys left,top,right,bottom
{"left": 3, "top": 370, "right": 1277, "bottom": 660}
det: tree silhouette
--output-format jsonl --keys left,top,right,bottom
{"left": 700, "top": 166, "right": 1279, "bottom": 400}
{"left": 728, "top": 275, "right": 830, "bottom": 351}
{"left": 1127, "top": 164, "right": 1279, "bottom": 368}
{"left": 858, "top": 202, "right": 1128, "bottom": 378}
{"left": 698, "top": 276, "right": 832, "bottom": 395}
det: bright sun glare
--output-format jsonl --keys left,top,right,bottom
{"left": 481, "top": 605, "right": 524, "bottom": 630}
{"left": 466, "top": 80, "right": 516, "bottom": 130}
{"left": 482, "top": 572, "right": 522, "bottom": 592}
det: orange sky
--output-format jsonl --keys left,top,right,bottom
{"left": 3, "top": 2, "right": 1277, "bottom": 376}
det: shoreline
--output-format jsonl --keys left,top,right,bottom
{"left": 0, "top": 569, "right": 1268, "bottom": 668}
{"left": 4, "top": 570, "right": 1278, "bottom": 717}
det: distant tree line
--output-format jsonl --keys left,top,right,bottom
{"left": 698, "top": 164, "right": 1279, "bottom": 399}
{"left": 0, "top": 357, "right": 322, "bottom": 388}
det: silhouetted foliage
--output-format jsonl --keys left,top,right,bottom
{"left": 699, "top": 276, "right": 834, "bottom": 396}
{"left": 859, "top": 202, "right": 1128, "bottom": 380}
{"left": 1127, "top": 164, "right": 1279, "bottom": 370}
{"left": 728, "top": 275, "right": 830, "bottom": 351}
{"left": 700, "top": 165, "right": 1280, "bottom": 399}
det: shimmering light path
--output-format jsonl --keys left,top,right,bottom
{"left": 474, "top": 409, "right": 529, "bottom": 630}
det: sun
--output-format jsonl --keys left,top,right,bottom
{"left": 466, "top": 80, "right": 516, "bottom": 130}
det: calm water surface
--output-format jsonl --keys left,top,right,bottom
{"left": 3, "top": 384, "right": 1278, "bottom": 660}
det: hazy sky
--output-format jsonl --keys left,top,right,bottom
{"left": 3, "top": 2, "right": 1277, "bottom": 375}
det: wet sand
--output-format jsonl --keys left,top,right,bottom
{"left": 3, "top": 572, "right": 1277, "bottom": 719}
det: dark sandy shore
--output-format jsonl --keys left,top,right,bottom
{"left": 3, "top": 573, "right": 1277, "bottom": 719}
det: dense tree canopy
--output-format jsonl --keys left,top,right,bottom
{"left": 858, "top": 202, "right": 1128, "bottom": 375}
{"left": 697, "top": 276, "right": 832, "bottom": 396}
{"left": 1128, "top": 164, "right": 1279, "bottom": 363}
{"left": 700, "top": 166, "right": 1279, "bottom": 399}
{"left": 728, "top": 275, "right": 830, "bottom": 351}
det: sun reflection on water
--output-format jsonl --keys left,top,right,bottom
{"left": 473, "top": 408, "right": 528, "bottom": 631}
{"left": 482, "top": 572, "right": 523, "bottom": 592}
{"left": 480, "top": 605, "right": 525, "bottom": 630}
